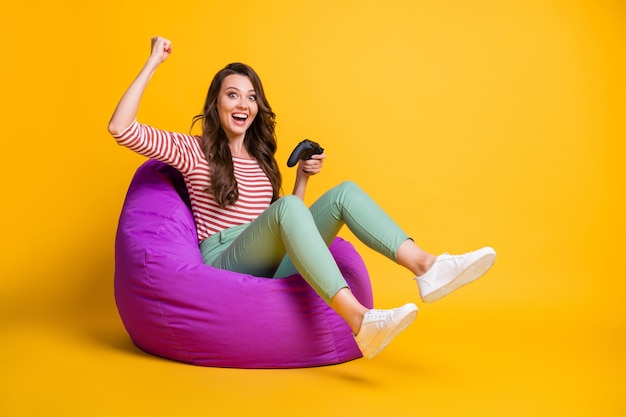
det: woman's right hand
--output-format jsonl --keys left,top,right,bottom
{"left": 108, "top": 36, "right": 173, "bottom": 136}
{"left": 149, "top": 36, "right": 172, "bottom": 65}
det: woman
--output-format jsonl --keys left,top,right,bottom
{"left": 108, "top": 36, "right": 496, "bottom": 360}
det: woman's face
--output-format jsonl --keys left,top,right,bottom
{"left": 217, "top": 74, "right": 258, "bottom": 141}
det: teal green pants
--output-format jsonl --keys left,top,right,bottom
{"left": 200, "top": 181, "right": 410, "bottom": 304}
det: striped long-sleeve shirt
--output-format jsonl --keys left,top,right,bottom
{"left": 113, "top": 120, "right": 274, "bottom": 242}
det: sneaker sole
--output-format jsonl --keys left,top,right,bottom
{"left": 361, "top": 304, "right": 418, "bottom": 360}
{"left": 421, "top": 248, "right": 497, "bottom": 303}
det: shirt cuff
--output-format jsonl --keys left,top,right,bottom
{"left": 112, "top": 119, "right": 138, "bottom": 138}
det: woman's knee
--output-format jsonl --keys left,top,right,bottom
{"left": 276, "top": 194, "right": 307, "bottom": 208}
{"left": 335, "top": 180, "right": 360, "bottom": 192}
{"left": 274, "top": 195, "right": 309, "bottom": 218}
{"left": 329, "top": 180, "right": 363, "bottom": 201}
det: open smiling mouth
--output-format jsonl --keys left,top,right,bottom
{"left": 232, "top": 113, "right": 248, "bottom": 122}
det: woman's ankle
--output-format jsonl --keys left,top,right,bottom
{"left": 397, "top": 240, "right": 437, "bottom": 276}
{"left": 330, "top": 288, "right": 368, "bottom": 334}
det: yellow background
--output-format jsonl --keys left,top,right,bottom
{"left": 1, "top": 0, "right": 624, "bottom": 416}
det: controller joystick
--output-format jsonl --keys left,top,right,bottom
{"left": 287, "top": 139, "right": 324, "bottom": 167}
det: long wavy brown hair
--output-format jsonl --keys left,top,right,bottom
{"left": 191, "top": 63, "right": 282, "bottom": 207}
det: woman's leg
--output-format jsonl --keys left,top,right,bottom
{"left": 203, "top": 193, "right": 419, "bottom": 358}
{"left": 273, "top": 181, "right": 496, "bottom": 303}
{"left": 274, "top": 180, "right": 436, "bottom": 278}
{"left": 206, "top": 195, "right": 405, "bottom": 338}
{"left": 208, "top": 195, "right": 352, "bottom": 306}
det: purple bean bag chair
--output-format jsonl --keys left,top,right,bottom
{"left": 114, "top": 160, "right": 373, "bottom": 368}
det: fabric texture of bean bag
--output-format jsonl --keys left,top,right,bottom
{"left": 114, "top": 159, "right": 373, "bottom": 368}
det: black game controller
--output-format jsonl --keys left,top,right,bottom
{"left": 287, "top": 139, "right": 324, "bottom": 167}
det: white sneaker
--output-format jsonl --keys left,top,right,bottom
{"left": 416, "top": 246, "right": 497, "bottom": 303}
{"left": 355, "top": 303, "right": 418, "bottom": 359}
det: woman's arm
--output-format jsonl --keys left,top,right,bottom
{"left": 292, "top": 153, "right": 326, "bottom": 200}
{"left": 108, "top": 36, "right": 172, "bottom": 135}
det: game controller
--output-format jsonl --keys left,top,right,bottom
{"left": 287, "top": 139, "right": 324, "bottom": 167}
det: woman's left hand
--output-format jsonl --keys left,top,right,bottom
{"left": 297, "top": 153, "right": 326, "bottom": 176}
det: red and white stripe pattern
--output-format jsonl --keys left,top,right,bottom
{"left": 114, "top": 120, "right": 273, "bottom": 242}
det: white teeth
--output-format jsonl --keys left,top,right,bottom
{"left": 233, "top": 113, "right": 247, "bottom": 120}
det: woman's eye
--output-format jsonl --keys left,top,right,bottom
{"left": 228, "top": 93, "right": 237, "bottom": 98}
{"left": 249, "top": 95, "right": 257, "bottom": 101}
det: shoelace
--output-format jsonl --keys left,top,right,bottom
{"left": 437, "top": 252, "right": 471, "bottom": 265}
{"left": 365, "top": 309, "right": 397, "bottom": 320}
